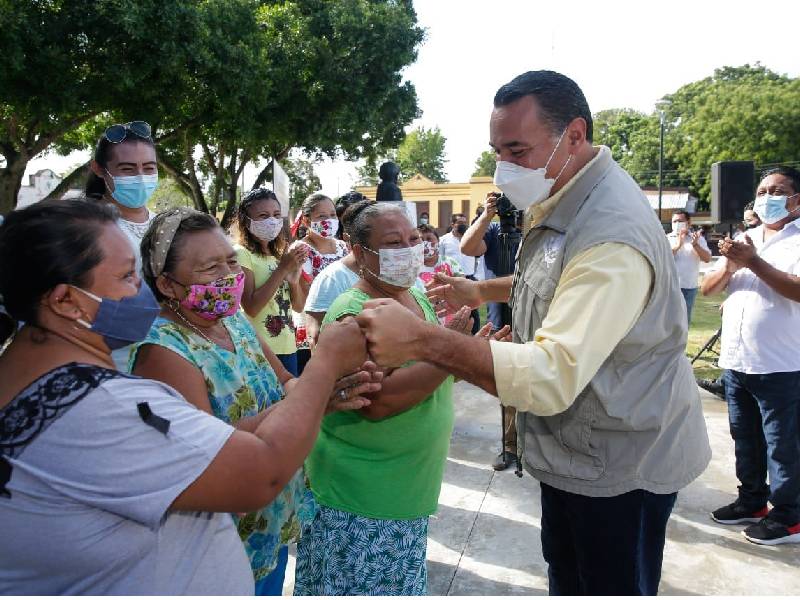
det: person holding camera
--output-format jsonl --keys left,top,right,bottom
{"left": 354, "top": 70, "right": 710, "bottom": 595}
{"left": 461, "top": 192, "right": 523, "bottom": 471}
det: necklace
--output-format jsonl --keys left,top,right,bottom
{"left": 169, "top": 304, "right": 216, "bottom": 346}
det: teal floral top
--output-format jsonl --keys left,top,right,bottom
{"left": 129, "top": 311, "right": 315, "bottom": 581}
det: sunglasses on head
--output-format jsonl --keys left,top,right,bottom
{"left": 103, "top": 121, "right": 152, "bottom": 143}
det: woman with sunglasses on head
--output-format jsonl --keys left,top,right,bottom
{"left": 86, "top": 121, "right": 159, "bottom": 273}
{"left": 0, "top": 199, "right": 371, "bottom": 594}
{"left": 235, "top": 188, "right": 307, "bottom": 376}
{"left": 130, "top": 207, "right": 380, "bottom": 594}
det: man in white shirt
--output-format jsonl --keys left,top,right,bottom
{"left": 701, "top": 166, "right": 800, "bottom": 546}
{"left": 667, "top": 210, "right": 711, "bottom": 324}
{"left": 439, "top": 213, "right": 480, "bottom": 332}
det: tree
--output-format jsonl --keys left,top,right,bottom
{"left": 158, "top": 0, "right": 424, "bottom": 228}
{"left": 0, "top": 0, "right": 203, "bottom": 214}
{"left": 395, "top": 126, "right": 447, "bottom": 183}
{"left": 472, "top": 150, "right": 496, "bottom": 177}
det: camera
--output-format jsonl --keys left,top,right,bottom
{"left": 494, "top": 193, "right": 516, "bottom": 218}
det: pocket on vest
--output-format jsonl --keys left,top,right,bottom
{"left": 522, "top": 398, "right": 606, "bottom": 481}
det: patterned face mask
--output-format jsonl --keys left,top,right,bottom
{"left": 423, "top": 241, "right": 438, "bottom": 259}
{"left": 310, "top": 218, "right": 339, "bottom": 238}
{"left": 172, "top": 271, "right": 245, "bottom": 320}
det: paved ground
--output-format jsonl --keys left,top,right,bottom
{"left": 285, "top": 381, "right": 800, "bottom": 595}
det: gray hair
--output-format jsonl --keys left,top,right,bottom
{"left": 346, "top": 202, "right": 410, "bottom": 247}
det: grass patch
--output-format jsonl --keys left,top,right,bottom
{"left": 686, "top": 292, "right": 724, "bottom": 380}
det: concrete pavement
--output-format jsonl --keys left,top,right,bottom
{"left": 284, "top": 381, "right": 800, "bottom": 595}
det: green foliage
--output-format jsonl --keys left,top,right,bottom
{"left": 148, "top": 177, "right": 192, "bottom": 213}
{"left": 282, "top": 156, "right": 322, "bottom": 210}
{"left": 0, "top": 0, "right": 203, "bottom": 213}
{"left": 395, "top": 126, "right": 447, "bottom": 183}
{"left": 594, "top": 64, "right": 800, "bottom": 210}
{"left": 472, "top": 149, "right": 496, "bottom": 177}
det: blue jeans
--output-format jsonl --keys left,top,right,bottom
{"left": 680, "top": 287, "right": 698, "bottom": 325}
{"left": 254, "top": 545, "right": 289, "bottom": 595}
{"left": 540, "top": 483, "right": 676, "bottom": 596}
{"left": 723, "top": 369, "right": 800, "bottom": 526}
{"left": 277, "top": 352, "right": 298, "bottom": 377}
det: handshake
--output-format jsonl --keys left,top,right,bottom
{"left": 317, "top": 272, "right": 507, "bottom": 374}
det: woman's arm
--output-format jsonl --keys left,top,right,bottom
{"left": 171, "top": 318, "right": 369, "bottom": 513}
{"left": 132, "top": 343, "right": 276, "bottom": 434}
{"left": 240, "top": 265, "right": 289, "bottom": 317}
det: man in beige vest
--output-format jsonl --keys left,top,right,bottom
{"left": 355, "top": 70, "right": 710, "bottom": 595}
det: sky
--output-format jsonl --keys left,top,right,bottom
{"left": 25, "top": 0, "right": 800, "bottom": 198}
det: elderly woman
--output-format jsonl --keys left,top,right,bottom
{"left": 0, "top": 199, "right": 368, "bottom": 594}
{"left": 294, "top": 202, "right": 478, "bottom": 596}
{"left": 130, "top": 207, "right": 379, "bottom": 594}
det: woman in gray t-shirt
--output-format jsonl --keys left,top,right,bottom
{"left": 0, "top": 199, "right": 372, "bottom": 594}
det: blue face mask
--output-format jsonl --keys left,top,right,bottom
{"left": 107, "top": 172, "right": 159, "bottom": 209}
{"left": 753, "top": 193, "right": 799, "bottom": 225}
{"left": 73, "top": 283, "right": 161, "bottom": 350}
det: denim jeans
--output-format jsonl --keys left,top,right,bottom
{"left": 540, "top": 483, "right": 676, "bottom": 596}
{"left": 680, "top": 287, "right": 699, "bottom": 325}
{"left": 723, "top": 369, "right": 800, "bottom": 526}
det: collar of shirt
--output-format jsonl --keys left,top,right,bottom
{"left": 528, "top": 146, "right": 609, "bottom": 231}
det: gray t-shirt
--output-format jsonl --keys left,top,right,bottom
{"left": 0, "top": 364, "right": 253, "bottom": 595}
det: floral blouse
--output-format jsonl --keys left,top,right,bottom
{"left": 129, "top": 311, "right": 315, "bottom": 581}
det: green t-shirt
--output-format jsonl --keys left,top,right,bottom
{"left": 235, "top": 245, "right": 296, "bottom": 356}
{"left": 307, "top": 287, "right": 454, "bottom": 519}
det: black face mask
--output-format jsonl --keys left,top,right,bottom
{"left": 744, "top": 222, "right": 760, "bottom": 230}
{"left": 455, "top": 223, "right": 467, "bottom": 235}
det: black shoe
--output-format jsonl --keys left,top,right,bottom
{"left": 743, "top": 517, "right": 800, "bottom": 545}
{"left": 697, "top": 378, "right": 725, "bottom": 399}
{"left": 710, "top": 501, "right": 769, "bottom": 525}
{"left": 492, "top": 451, "right": 517, "bottom": 471}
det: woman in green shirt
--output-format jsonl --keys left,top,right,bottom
{"left": 235, "top": 188, "right": 307, "bottom": 376}
{"left": 295, "top": 201, "right": 473, "bottom": 596}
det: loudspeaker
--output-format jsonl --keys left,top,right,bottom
{"left": 711, "top": 161, "right": 754, "bottom": 223}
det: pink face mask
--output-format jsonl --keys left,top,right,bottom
{"left": 178, "top": 271, "right": 245, "bottom": 320}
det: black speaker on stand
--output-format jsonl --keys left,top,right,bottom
{"left": 711, "top": 161, "right": 755, "bottom": 226}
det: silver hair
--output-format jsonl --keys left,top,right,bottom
{"left": 349, "top": 202, "right": 410, "bottom": 248}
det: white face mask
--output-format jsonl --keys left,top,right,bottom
{"left": 493, "top": 128, "right": 571, "bottom": 212}
{"left": 672, "top": 221, "right": 688, "bottom": 234}
{"left": 249, "top": 216, "right": 283, "bottom": 241}
{"left": 311, "top": 218, "right": 339, "bottom": 238}
{"left": 362, "top": 244, "right": 424, "bottom": 288}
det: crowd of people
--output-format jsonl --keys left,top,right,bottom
{"left": 1, "top": 69, "right": 799, "bottom": 596}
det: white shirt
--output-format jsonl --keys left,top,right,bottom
{"left": 667, "top": 231, "right": 709, "bottom": 289}
{"left": 439, "top": 231, "right": 476, "bottom": 277}
{"left": 117, "top": 209, "right": 156, "bottom": 276}
{"left": 717, "top": 221, "right": 800, "bottom": 374}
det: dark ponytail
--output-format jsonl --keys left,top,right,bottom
{"left": 0, "top": 198, "right": 118, "bottom": 343}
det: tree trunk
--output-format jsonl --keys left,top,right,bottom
{"left": 0, "top": 151, "right": 29, "bottom": 215}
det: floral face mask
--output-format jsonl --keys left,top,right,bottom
{"left": 172, "top": 271, "right": 245, "bottom": 320}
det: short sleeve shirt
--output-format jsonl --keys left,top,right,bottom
{"left": 304, "top": 259, "right": 359, "bottom": 313}
{"left": 235, "top": 245, "right": 296, "bottom": 355}
{"left": 306, "top": 288, "right": 455, "bottom": 520}
{"left": 717, "top": 221, "right": 800, "bottom": 374}
{"left": 130, "top": 312, "right": 315, "bottom": 580}
{"left": 0, "top": 363, "right": 252, "bottom": 595}
{"left": 667, "top": 231, "right": 710, "bottom": 289}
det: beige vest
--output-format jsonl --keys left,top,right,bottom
{"left": 510, "top": 148, "right": 711, "bottom": 497}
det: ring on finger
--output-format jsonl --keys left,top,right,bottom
{"left": 337, "top": 388, "right": 348, "bottom": 401}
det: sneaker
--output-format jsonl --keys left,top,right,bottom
{"left": 697, "top": 378, "right": 725, "bottom": 399}
{"left": 492, "top": 451, "right": 517, "bottom": 471}
{"left": 710, "top": 502, "right": 769, "bottom": 524}
{"left": 743, "top": 518, "right": 800, "bottom": 546}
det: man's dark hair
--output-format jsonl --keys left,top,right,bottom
{"left": 673, "top": 209, "right": 691, "bottom": 221}
{"left": 494, "top": 70, "right": 593, "bottom": 142}
{"left": 761, "top": 166, "right": 800, "bottom": 194}
{"left": 450, "top": 213, "right": 466, "bottom": 224}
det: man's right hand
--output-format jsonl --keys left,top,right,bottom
{"left": 426, "top": 272, "right": 483, "bottom": 315}
{"left": 482, "top": 193, "right": 499, "bottom": 221}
